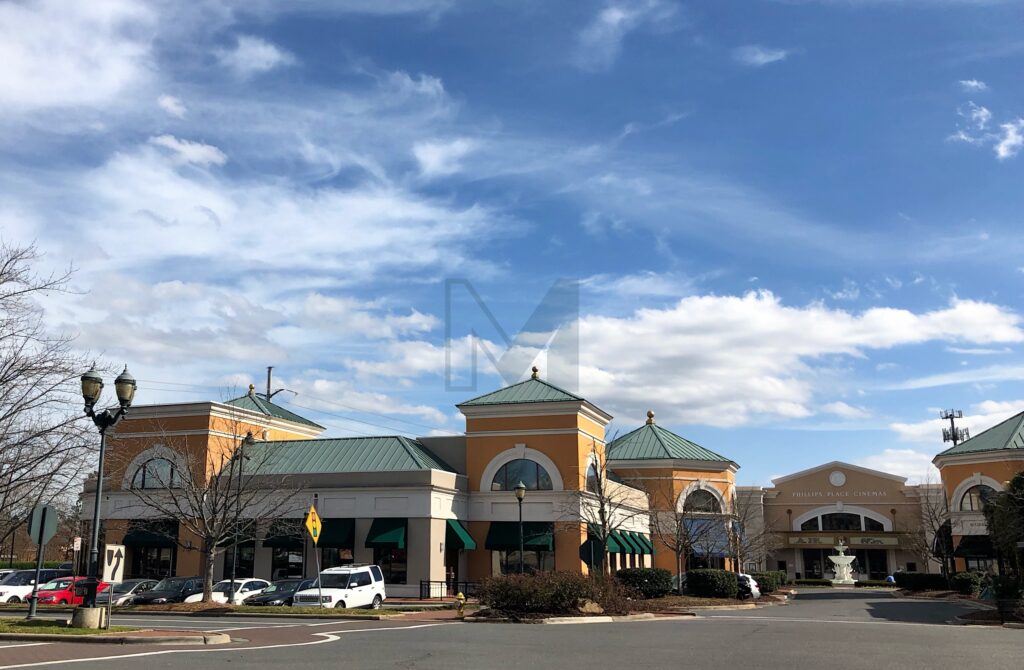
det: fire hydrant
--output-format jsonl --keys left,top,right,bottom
{"left": 455, "top": 592, "right": 466, "bottom": 618}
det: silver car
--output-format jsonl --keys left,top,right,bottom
{"left": 96, "top": 578, "right": 159, "bottom": 606}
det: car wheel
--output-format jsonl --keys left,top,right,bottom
{"left": 59, "top": 600, "right": 68, "bottom": 605}
{"left": 369, "top": 595, "right": 382, "bottom": 610}
{"left": 7, "top": 597, "right": 20, "bottom": 603}
{"left": 334, "top": 600, "right": 346, "bottom": 609}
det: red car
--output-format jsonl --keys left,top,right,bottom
{"left": 35, "top": 576, "right": 109, "bottom": 605}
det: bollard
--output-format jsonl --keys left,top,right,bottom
{"left": 455, "top": 592, "right": 466, "bottom": 618}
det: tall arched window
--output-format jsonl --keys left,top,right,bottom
{"left": 585, "top": 460, "right": 599, "bottom": 494}
{"left": 131, "top": 458, "right": 179, "bottom": 490}
{"left": 683, "top": 489, "right": 721, "bottom": 513}
{"left": 490, "top": 459, "right": 553, "bottom": 491}
{"left": 959, "top": 485, "right": 995, "bottom": 511}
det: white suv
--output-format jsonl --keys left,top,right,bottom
{"left": 292, "top": 565, "right": 386, "bottom": 609}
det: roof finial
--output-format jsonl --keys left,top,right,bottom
{"left": 646, "top": 410, "right": 655, "bottom": 425}
{"left": 248, "top": 383, "right": 256, "bottom": 397}
{"left": 531, "top": 366, "right": 539, "bottom": 379}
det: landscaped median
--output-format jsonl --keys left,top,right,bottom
{"left": 0, "top": 618, "right": 230, "bottom": 645}
{"left": 0, "top": 601, "right": 428, "bottom": 620}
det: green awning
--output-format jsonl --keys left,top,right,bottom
{"left": 485, "top": 522, "right": 554, "bottom": 551}
{"left": 613, "top": 531, "right": 640, "bottom": 555}
{"left": 318, "top": 518, "right": 355, "bottom": 549}
{"left": 263, "top": 520, "right": 304, "bottom": 549}
{"left": 123, "top": 520, "right": 177, "bottom": 548}
{"left": 365, "top": 518, "right": 407, "bottom": 549}
{"left": 953, "top": 535, "right": 995, "bottom": 558}
{"left": 445, "top": 519, "right": 476, "bottom": 551}
{"left": 631, "top": 533, "right": 654, "bottom": 555}
{"left": 587, "top": 524, "right": 627, "bottom": 553}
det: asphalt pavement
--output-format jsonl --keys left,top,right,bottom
{"left": 0, "top": 589, "right": 1018, "bottom": 670}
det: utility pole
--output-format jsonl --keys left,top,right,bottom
{"left": 266, "top": 366, "right": 273, "bottom": 401}
{"left": 940, "top": 409, "right": 970, "bottom": 446}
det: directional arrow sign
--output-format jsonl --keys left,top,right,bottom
{"left": 103, "top": 544, "right": 126, "bottom": 583}
{"left": 27, "top": 504, "right": 58, "bottom": 546}
{"left": 305, "top": 505, "right": 322, "bottom": 546}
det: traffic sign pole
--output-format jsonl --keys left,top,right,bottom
{"left": 25, "top": 505, "right": 53, "bottom": 620}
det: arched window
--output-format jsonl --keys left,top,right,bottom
{"left": 959, "top": 485, "right": 995, "bottom": 512}
{"left": 683, "top": 489, "right": 721, "bottom": 513}
{"left": 585, "top": 460, "right": 599, "bottom": 494}
{"left": 490, "top": 459, "right": 553, "bottom": 491}
{"left": 821, "top": 513, "right": 861, "bottom": 531}
{"left": 131, "top": 458, "right": 179, "bottom": 490}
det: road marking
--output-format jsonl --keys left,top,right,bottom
{"left": 696, "top": 615, "right": 981, "bottom": 628}
{"left": 0, "top": 622, "right": 457, "bottom": 669}
{"left": 0, "top": 643, "right": 52, "bottom": 649}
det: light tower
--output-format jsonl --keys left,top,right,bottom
{"left": 940, "top": 409, "right": 970, "bottom": 446}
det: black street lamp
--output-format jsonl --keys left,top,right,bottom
{"left": 514, "top": 481, "right": 526, "bottom": 574}
{"left": 80, "top": 365, "right": 136, "bottom": 609}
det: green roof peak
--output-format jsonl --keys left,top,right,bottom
{"left": 608, "top": 420, "right": 733, "bottom": 463}
{"left": 243, "top": 436, "right": 454, "bottom": 475}
{"left": 458, "top": 374, "right": 584, "bottom": 407}
{"left": 936, "top": 410, "right": 1024, "bottom": 457}
{"left": 224, "top": 391, "right": 324, "bottom": 430}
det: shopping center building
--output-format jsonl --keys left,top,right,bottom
{"left": 81, "top": 370, "right": 1024, "bottom": 594}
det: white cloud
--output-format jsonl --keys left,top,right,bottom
{"left": 732, "top": 44, "right": 790, "bottom": 67}
{"left": 216, "top": 35, "right": 296, "bottom": 78}
{"left": 827, "top": 279, "right": 860, "bottom": 301}
{"left": 149, "top": 135, "right": 228, "bottom": 166}
{"left": 571, "top": 0, "right": 678, "bottom": 72}
{"left": 890, "top": 399, "right": 1024, "bottom": 445}
{"left": 581, "top": 271, "right": 696, "bottom": 298}
{"left": 857, "top": 449, "right": 938, "bottom": 484}
{"left": 0, "top": 0, "right": 155, "bottom": 113}
{"left": 413, "top": 138, "right": 480, "bottom": 177}
{"left": 157, "top": 95, "right": 187, "bottom": 119}
{"left": 958, "top": 79, "right": 988, "bottom": 92}
{"left": 961, "top": 101, "right": 992, "bottom": 129}
{"left": 995, "top": 119, "right": 1024, "bottom": 160}
{"left": 822, "top": 401, "right": 870, "bottom": 419}
{"left": 945, "top": 346, "right": 1012, "bottom": 355}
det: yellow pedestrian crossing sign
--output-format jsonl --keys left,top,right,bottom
{"left": 305, "top": 505, "right": 322, "bottom": 545}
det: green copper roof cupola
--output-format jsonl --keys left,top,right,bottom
{"left": 608, "top": 409, "right": 736, "bottom": 466}
{"left": 224, "top": 383, "right": 324, "bottom": 430}
{"left": 457, "top": 366, "right": 586, "bottom": 407}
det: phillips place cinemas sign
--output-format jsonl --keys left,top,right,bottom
{"left": 788, "top": 490, "right": 889, "bottom": 499}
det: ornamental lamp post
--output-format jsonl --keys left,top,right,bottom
{"left": 81, "top": 365, "right": 136, "bottom": 611}
{"left": 514, "top": 481, "right": 527, "bottom": 574}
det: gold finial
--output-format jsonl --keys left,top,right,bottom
{"left": 248, "top": 383, "right": 256, "bottom": 396}
{"left": 646, "top": 410, "right": 655, "bottom": 425}
{"left": 531, "top": 366, "right": 539, "bottom": 379}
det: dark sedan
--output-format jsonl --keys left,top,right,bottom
{"left": 129, "top": 576, "right": 203, "bottom": 605}
{"left": 244, "top": 578, "right": 314, "bottom": 606}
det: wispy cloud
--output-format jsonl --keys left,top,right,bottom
{"left": 959, "top": 78, "right": 988, "bottom": 92}
{"left": 149, "top": 135, "right": 228, "bottom": 166}
{"left": 995, "top": 119, "right": 1024, "bottom": 160}
{"left": 732, "top": 44, "right": 790, "bottom": 67}
{"left": 413, "top": 137, "right": 480, "bottom": 178}
{"left": 216, "top": 35, "right": 296, "bottom": 78}
{"left": 571, "top": 0, "right": 679, "bottom": 72}
{"left": 157, "top": 94, "right": 187, "bottom": 119}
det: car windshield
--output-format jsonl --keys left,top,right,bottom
{"left": 262, "top": 581, "right": 298, "bottom": 594}
{"left": 212, "top": 581, "right": 243, "bottom": 593}
{"left": 314, "top": 573, "right": 352, "bottom": 589}
{"left": 152, "top": 578, "right": 188, "bottom": 591}
{"left": 0, "top": 572, "right": 34, "bottom": 586}
{"left": 113, "top": 581, "right": 141, "bottom": 593}
{"left": 40, "top": 579, "right": 73, "bottom": 590}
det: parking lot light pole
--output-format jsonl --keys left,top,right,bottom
{"left": 80, "top": 365, "right": 136, "bottom": 609}
{"left": 514, "top": 481, "right": 526, "bottom": 574}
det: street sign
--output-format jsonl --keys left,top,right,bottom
{"left": 305, "top": 505, "right": 322, "bottom": 545}
{"left": 73, "top": 536, "right": 82, "bottom": 551}
{"left": 103, "top": 544, "right": 126, "bottom": 583}
{"left": 27, "top": 504, "right": 58, "bottom": 546}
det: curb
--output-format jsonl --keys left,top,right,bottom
{"left": 0, "top": 632, "right": 231, "bottom": 645}
{"left": 466, "top": 613, "right": 694, "bottom": 625}
{"left": 672, "top": 603, "right": 757, "bottom": 611}
{"left": 1, "top": 608, "right": 390, "bottom": 621}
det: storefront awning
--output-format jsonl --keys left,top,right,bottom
{"left": 445, "top": 519, "right": 476, "bottom": 551}
{"left": 629, "top": 532, "right": 654, "bottom": 555}
{"left": 613, "top": 530, "right": 641, "bottom": 555}
{"left": 485, "top": 522, "right": 554, "bottom": 551}
{"left": 685, "top": 518, "right": 730, "bottom": 558}
{"left": 365, "top": 518, "right": 407, "bottom": 549}
{"left": 123, "top": 520, "right": 178, "bottom": 548}
{"left": 587, "top": 524, "right": 626, "bottom": 553}
{"left": 316, "top": 518, "right": 355, "bottom": 549}
{"left": 953, "top": 535, "right": 995, "bottom": 558}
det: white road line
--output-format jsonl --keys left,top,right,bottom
{"left": 696, "top": 615, "right": 976, "bottom": 628}
{"left": 0, "top": 622, "right": 457, "bottom": 669}
{"left": 0, "top": 643, "right": 52, "bottom": 649}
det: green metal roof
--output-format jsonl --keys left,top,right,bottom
{"left": 608, "top": 421, "right": 732, "bottom": 463}
{"left": 243, "top": 436, "right": 455, "bottom": 475}
{"left": 224, "top": 392, "right": 324, "bottom": 430}
{"left": 458, "top": 377, "right": 584, "bottom": 407}
{"left": 937, "top": 411, "right": 1024, "bottom": 457}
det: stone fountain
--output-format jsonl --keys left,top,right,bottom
{"left": 828, "top": 539, "right": 856, "bottom": 586}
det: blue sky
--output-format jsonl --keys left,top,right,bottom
{"left": 4, "top": 0, "right": 1024, "bottom": 485}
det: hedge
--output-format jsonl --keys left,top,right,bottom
{"left": 687, "top": 569, "right": 738, "bottom": 599}
{"left": 479, "top": 572, "right": 634, "bottom": 616}
{"left": 750, "top": 572, "right": 779, "bottom": 593}
{"left": 855, "top": 580, "right": 896, "bottom": 588}
{"left": 2, "top": 561, "right": 65, "bottom": 570}
{"left": 893, "top": 572, "right": 948, "bottom": 592}
{"left": 615, "top": 568, "right": 673, "bottom": 599}
{"left": 795, "top": 579, "right": 833, "bottom": 586}
{"left": 950, "top": 571, "right": 985, "bottom": 596}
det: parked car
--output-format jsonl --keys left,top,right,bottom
{"left": 244, "top": 579, "right": 314, "bottom": 606}
{"left": 128, "top": 576, "right": 203, "bottom": 605}
{"left": 183, "top": 579, "right": 269, "bottom": 605}
{"left": 35, "top": 576, "right": 109, "bottom": 605}
{"left": 292, "top": 565, "right": 386, "bottom": 609}
{"left": 56, "top": 562, "right": 74, "bottom": 571}
{"left": 96, "top": 579, "right": 159, "bottom": 606}
{"left": 0, "top": 569, "right": 73, "bottom": 603}
{"left": 737, "top": 573, "right": 761, "bottom": 600}
{"left": 0, "top": 569, "right": 15, "bottom": 582}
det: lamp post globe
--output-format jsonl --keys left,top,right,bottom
{"left": 114, "top": 366, "right": 136, "bottom": 408}
{"left": 80, "top": 367, "right": 103, "bottom": 410}
{"left": 514, "top": 481, "right": 526, "bottom": 574}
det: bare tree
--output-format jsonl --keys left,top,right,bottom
{"left": 565, "top": 440, "right": 648, "bottom": 576}
{"left": 115, "top": 414, "right": 306, "bottom": 601}
{"left": 898, "top": 476, "right": 951, "bottom": 577}
{"left": 645, "top": 486, "right": 726, "bottom": 589}
{"left": 0, "top": 243, "right": 92, "bottom": 551}
{"left": 730, "top": 488, "right": 776, "bottom": 574}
